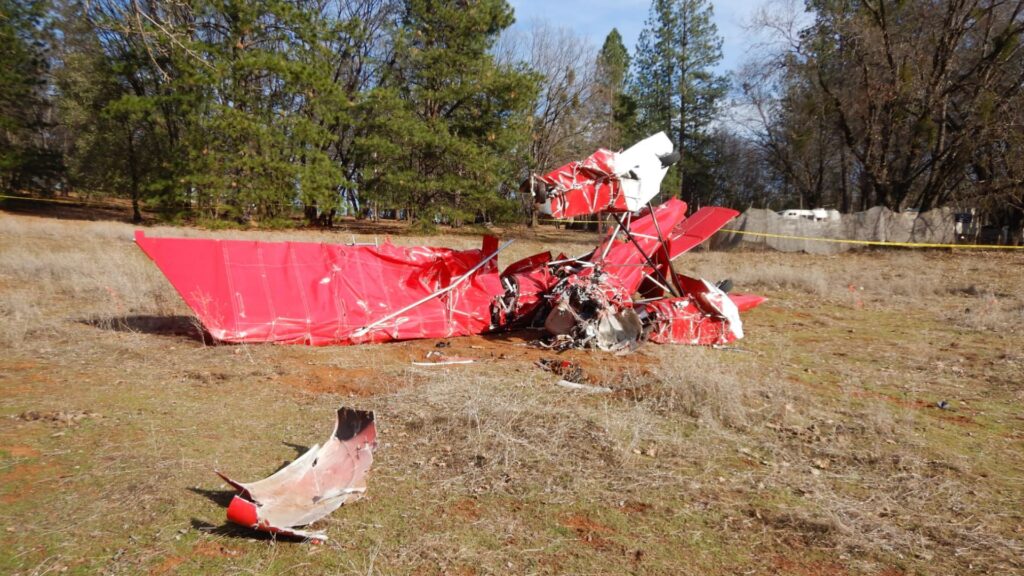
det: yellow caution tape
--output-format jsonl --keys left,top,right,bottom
{"left": 5, "top": 197, "right": 1019, "bottom": 249}
{"left": 538, "top": 216, "right": 1022, "bottom": 250}
{"left": 538, "top": 218, "right": 607, "bottom": 225}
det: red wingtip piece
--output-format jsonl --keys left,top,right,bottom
{"left": 225, "top": 495, "right": 259, "bottom": 528}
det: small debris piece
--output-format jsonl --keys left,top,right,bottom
{"left": 216, "top": 407, "right": 376, "bottom": 542}
{"left": 412, "top": 351, "right": 475, "bottom": 366}
{"left": 536, "top": 358, "right": 586, "bottom": 382}
{"left": 937, "top": 400, "right": 950, "bottom": 410}
{"left": 555, "top": 379, "right": 612, "bottom": 393}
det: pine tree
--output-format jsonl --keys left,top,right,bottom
{"left": 0, "top": 0, "right": 59, "bottom": 192}
{"left": 595, "top": 28, "right": 633, "bottom": 150}
{"left": 356, "top": 0, "right": 537, "bottom": 225}
{"left": 631, "top": 0, "right": 727, "bottom": 208}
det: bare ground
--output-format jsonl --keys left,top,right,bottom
{"left": 1, "top": 210, "right": 1022, "bottom": 575}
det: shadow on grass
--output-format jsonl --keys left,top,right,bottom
{"left": 79, "top": 314, "right": 211, "bottom": 343}
{"left": 282, "top": 441, "right": 311, "bottom": 457}
{"left": 1, "top": 196, "right": 137, "bottom": 223}
{"left": 189, "top": 486, "right": 236, "bottom": 508}
{"left": 190, "top": 519, "right": 308, "bottom": 542}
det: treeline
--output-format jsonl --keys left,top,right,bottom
{"left": 739, "top": 0, "right": 1024, "bottom": 219}
{"left": 1, "top": 0, "right": 1022, "bottom": 227}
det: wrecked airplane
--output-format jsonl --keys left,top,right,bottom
{"left": 136, "top": 132, "right": 764, "bottom": 351}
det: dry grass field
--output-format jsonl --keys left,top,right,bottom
{"left": 1, "top": 209, "right": 1022, "bottom": 575}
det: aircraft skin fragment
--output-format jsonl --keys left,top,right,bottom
{"left": 216, "top": 408, "right": 377, "bottom": 542}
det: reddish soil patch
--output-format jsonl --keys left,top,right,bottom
{"left": 561, "top": 514, "right": 619, "bottom": 551}
{"left": 848, "top": 389, "right": 979, "bottom": 426}
{"left": 0, "top": 360, "right": 51, "bottom": 396}
{"left": 279, "top": 365, "right": 418, "bottom": 397}
{"left": 0, "top": 462, "right": 60, "bottom": 504}
{"left": 1, "top": 361, "right": 38, "bottom": 371}
{"left": 192, "top": 540, "right": 242, "bottom": 558}
{"left": 149, "top": 555, "right": 186, "bottom": 576}
{"left": 272, "top": 331, "right": 658, "bottom": 397}
{"left": 0, "top": 445, "right": 40, "bottom": 458}
{"left": 448, "top": 498, "right": 481, "bottom": 521}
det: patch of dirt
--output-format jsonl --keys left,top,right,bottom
{"left": 269, "top": 332, "right": 658, "bottom": 397}
{"left": 848, "top": 390, "right": 980, "bottom": 426}
{"left": 447, "top": 498, "right": 481, "bottom": 521}
{"left": 0, "top": 361, "right": 52, "bottom": 395}
{"left": 278, "top": 364, "right": 427, "bottom": 396}
{"left": 191, "top": 540, "right": 242, "bottom": 558}
{"left": 148, "top": 555, "right": 186, "bottom": 576}
{"left": 0, "top": 462, "right": 61, "bottom": 504}
{"left": 0, "top": 445, "right": 40, "bottom": 458}
{"left": 561, "top": 514, "right": 618, "bottom": 551}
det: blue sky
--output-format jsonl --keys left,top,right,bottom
{"left": 507, "top": 0, "right": 770, "bottom": 76}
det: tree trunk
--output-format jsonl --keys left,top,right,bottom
{"left": 126, "top": 125, "right": 142, "bottom": 224}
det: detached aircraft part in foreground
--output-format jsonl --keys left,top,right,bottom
{"left": 136, "top": 132, "right": 764, "bottom": 350}
{"left": 216, "top": 407, "right": 377, "bottom": 542}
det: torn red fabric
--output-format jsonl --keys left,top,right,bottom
{"left": 537, "top": 132, "right": 675, "bottom": 219}
{"left": 539, "top": 149, "right": 627, "bottom": 218}
{"left": 640, "top": 275, "right": 766, "bottom": 344}
{"left": 497, "top": 251, "right": 560, "bottom": 327}
{"left": 640, "top": 297, "right": 737, "bottom": 345}
{"left": 589, "top": 199, "right": 691, "bottom": 294}
{"left": 135, "top": 231, "right": 501, "bottom": 345}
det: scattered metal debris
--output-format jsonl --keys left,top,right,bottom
{"left": 137, "top": 133, "right": 765, "bottom": 353}
{"left": 216, "top": 407, "right": 376, "bottom": 542}
{"left": 536, "top": 358, "right": 587, "bottom": 382}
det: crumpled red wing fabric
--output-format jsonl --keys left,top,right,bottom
{"left": 539, "top": 148, "right": 628, "bottom": 218}
{"left": 640, "top": 276, "right": 767, "bottom": 345}
{"left": 587, "top": 199, "right": 689, "bottom": 294}
{"left": 135, "top": 231, "right": 501, "bottom": 345}
{"left": 592, "top": 200, "right": 740, "bottom": 296}
{"left": 640, "top": 297, "right": 738, "bottom": 345}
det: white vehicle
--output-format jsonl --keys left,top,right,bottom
{"left": 778, "top": 209, "right": 840, "bottom": 221}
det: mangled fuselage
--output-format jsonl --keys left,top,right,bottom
{"left": 136, "top": 133, "right": 764, "bottom": 351}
